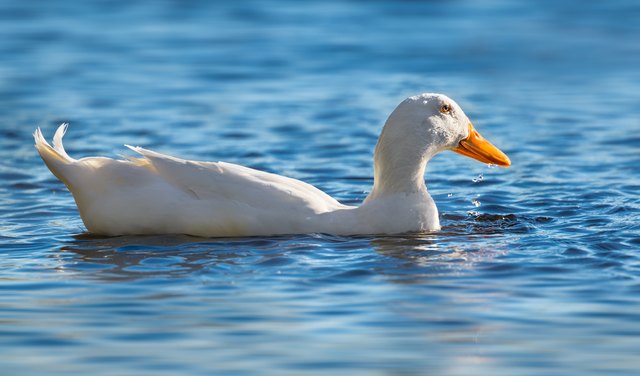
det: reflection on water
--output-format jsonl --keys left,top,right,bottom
{"left": 2, "top": 0, "right": 640, "bottom": 375}
{"left": 56, "top": 220, "right": 516, "bottom": 283}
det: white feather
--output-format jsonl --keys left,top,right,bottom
{"left": 34, "top": 93, "right": 507, "bottom": 237}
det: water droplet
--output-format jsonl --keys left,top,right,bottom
{"left": 471, "top": 199, "right": 481, "bottom": 207}
{"left": 472, "top": 173, "right": 484, "bottom": 183}
{"left": 447, "top": 193, "right": 453, "bottom": 197}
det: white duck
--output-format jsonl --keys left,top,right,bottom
{"left": 34, "top": 93, "right": 510, "bottom": 237}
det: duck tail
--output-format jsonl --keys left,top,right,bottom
{"left": 34, "top": 123, "right": 77, "bottom": 186}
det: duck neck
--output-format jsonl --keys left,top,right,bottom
{"left": 365, "top": 129, "right": 436, "bottom": 202}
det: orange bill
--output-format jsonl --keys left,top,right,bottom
{"left": 453, "top": 123, "right": 511, "bottom": 167}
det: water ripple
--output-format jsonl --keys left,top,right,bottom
{"left": 2, "top": 1, "right": 640, "bottom": 375}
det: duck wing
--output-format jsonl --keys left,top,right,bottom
{"left": 125, "top": 145, "right": 345, "bottom": 214}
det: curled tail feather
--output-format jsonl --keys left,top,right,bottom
{"left": 34, "top": 123, "right": 76, "bottom": 186}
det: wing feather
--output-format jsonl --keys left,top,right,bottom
{"left": 125, "top": 146, "right": 343, "bottom": 213}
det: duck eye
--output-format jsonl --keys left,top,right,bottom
{"left": 440, "top": 104, "right": 452, "bottom": 114}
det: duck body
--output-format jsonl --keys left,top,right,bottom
{"left": 35, "top": 93, "right": 509, "bottom": 237}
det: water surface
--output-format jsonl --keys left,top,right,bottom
{"left": 1, "top": 1, "right": 640, "bottom": 375}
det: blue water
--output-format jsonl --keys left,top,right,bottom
{"left": 2, "top": 0, "right": 640, "bottom": 375}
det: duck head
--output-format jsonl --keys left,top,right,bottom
{"left": 369, "top": 93, "right": 510, "bottom": 197}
